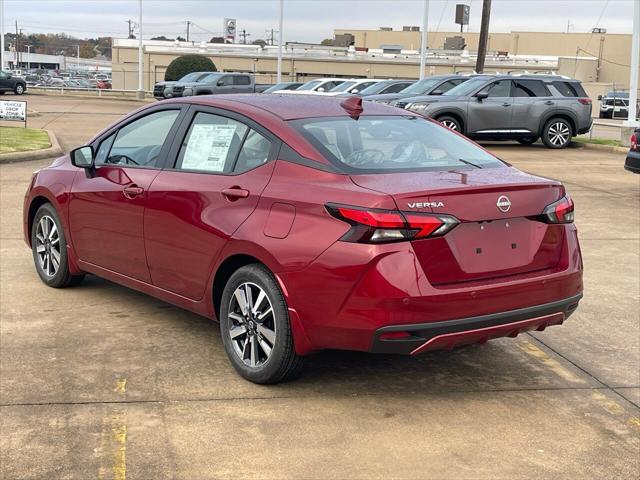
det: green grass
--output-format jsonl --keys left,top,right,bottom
{"left": 0, "top": 127, "right": 51, "bottom": 154}
{"left": 574, "top": 137, "right": 622, "bottom": 147}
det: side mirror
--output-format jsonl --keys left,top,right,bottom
{"left": 597, "top": 95, "right": 603, "bottom": 101}
{"left": 217, "top": 80, "right": 224, "bottom": 86}
{"left": 476, "top": 91, "right": 489, "bottom": 101}
{"left": 317, "top": 87, "right": 325, "bottom": 92}
{"left": 432, "top": 90, "right": 443, "bottom": 95}
{"left": 71, "top": 146, "right": 94, "bottom": 169}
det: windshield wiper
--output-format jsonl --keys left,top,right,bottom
{"left": 457, "top": 158, "right": 483, "bottom": 169}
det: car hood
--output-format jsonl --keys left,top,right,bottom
{"left": 155, "top": 81, "right": 176, "bottom": 87}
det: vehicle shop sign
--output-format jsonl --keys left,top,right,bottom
{"left": 0, "top": 100, "right": 27, "bottom": 123}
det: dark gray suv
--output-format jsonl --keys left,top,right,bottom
{"left": 398, "top": 74, "right": 593, "bottom": 149}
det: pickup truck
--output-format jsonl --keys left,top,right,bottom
{"left": 154, "top": 72, "right": 270, "bottom": 99}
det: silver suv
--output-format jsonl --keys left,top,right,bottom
{"left": 397, "top": 74, "right": 593, "bottom": 149}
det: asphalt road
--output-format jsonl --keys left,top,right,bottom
{"left": 1, "top": 94, "right": 639, "bottom": 479}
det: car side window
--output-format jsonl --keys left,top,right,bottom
{"left": 94, "top": 133, "right": 116, "bottom": 165}
{"left": 234, "top": 129, "right": 272, "bottom": 173}
{"left": 175, "top": 112, "right": 249, "bottom": 174}
{"left": 514, "top": 80, "right": 550, "bottom": 97}
{"left": 382, "top": 83, "right": 410, "bottom": 94}
{"left": 552, "top": 81, "right": 582, "bottom": 97}
{"left": 219, "top": 76, "right": 233, "bottom": 87}
{"left": 234, "top": 75, "right": 251, "bottom": 86}
{"left": 0, "top": 71, "right": 8, "bottom": 79}
{"left": 433, "top": 80, "right": 460, "bottom": 95}
{"left": 479, "top": 80, "right": 512, "bottom": 98}
{"left": 103, "top": 110, "right": 180, "bottom": 168}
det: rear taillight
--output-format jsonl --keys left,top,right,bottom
{"left": 578, "top": 98, "right": 592, "bottom": 105}
{"left": 541, "top": 195, "right": 574, "bottom": 224}
{"left": 631, "top": 133, "right": 638, "bottom": 151}
{"left": 326, "top": 204, "right": 459, "bottom": 243}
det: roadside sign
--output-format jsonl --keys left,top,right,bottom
{"left": 0, "top": 100, "right": 27, "bottom": 126}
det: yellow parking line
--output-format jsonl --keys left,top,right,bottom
{"left": 518, "top": 340, "right": 587, "bottom": 384}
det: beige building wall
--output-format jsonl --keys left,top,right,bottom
{"left": 334, "top": 29, "right": 636, "bottom": 86}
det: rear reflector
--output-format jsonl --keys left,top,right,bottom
{"left": 379, "top": 331, "right": 412, "bottom": 340}
{"left": 327, "top": 204, "right": 459, "bottom": 244}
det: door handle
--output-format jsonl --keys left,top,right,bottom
{"left": 544, "top": 100, "right": 555, "bottom": 105}
{"left": 222, "top": 187, "right": 250, "bottom": 199}
{"left": 501, "top": 103, "right": 511, "bottom": 107}
{"left": 123, "top": 185, "right": 144, "bottom": 199}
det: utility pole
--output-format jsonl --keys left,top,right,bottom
{"left": 76, "top": 44, "right": 80, "bottom": 72}
{"left": 126, "top": 19, "right": 134, "bottom": 39}
{"left": 15, "top": 20, "right": 19, "bottom": 68}
{"left": 26, "top": 44, "right": 31, "bottom": 70}
{"left": 475, "top": 0, "right": 491, "bottom": 74}
{"left": 419, "top": 0, "right": 429, "bottom": 80}
{"left": 277, "top": 0, "right": 283, "bottom": 82}
{"left": 239, "top": 29, "right": 250, "bottom": 44}
{"left": 137, "top": 0, "right": 144, "bottom": 99}
{"left": 0, "top": 0, "right": 5, "bottom": 69}
{"left": 186, "top": 20, "right": 191, "bottom": 42}
{"left": 267, "top": 29, "right": 275, "bottom": 46}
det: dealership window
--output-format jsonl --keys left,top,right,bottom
{"left": 102, "top": 110, "right": 180, "bottom": 168}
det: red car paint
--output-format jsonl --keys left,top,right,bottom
{"left": 23, "top": 94, "right": 583, "bottom": 357}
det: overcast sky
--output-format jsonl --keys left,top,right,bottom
{"left": 2, "top": 0, "right": 635, "bottom": 43}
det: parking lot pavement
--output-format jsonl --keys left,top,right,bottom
{"left": 1, "top": 96, "right": 639, "bottom": 479}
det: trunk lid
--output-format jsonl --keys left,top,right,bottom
{"left": 350, "top": 166, "right": 566, "bottom": 285}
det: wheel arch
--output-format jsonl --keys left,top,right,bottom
{"left": 26, "top": 192, "right": 59, "bottom": 247}
{"left": 539, "top": 111, "right": 577, "bottom": 137}
{"left": 433, "top": 111, "right": 465, "bottom": 134}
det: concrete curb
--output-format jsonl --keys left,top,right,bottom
{"left": 576, "top": 142, "right": 628, "bottom": 154}
{"left": 0, "top": 129, "right": 63, "bottom": 164}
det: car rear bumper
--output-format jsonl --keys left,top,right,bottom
{"left": 624, "top": 150, "right": 640, "bottom": 173}
{"left": 281, "top": 224, "right": 583, "bottom": 355}
{"left": 370, "top": 293, "right": 582, "bottom": 354}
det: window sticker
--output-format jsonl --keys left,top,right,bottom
{"left": 182, "top": 123, "right": 238, "bottom": 172}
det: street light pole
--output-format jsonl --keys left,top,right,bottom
{"left": 0, "top": 0, "right": 5, "bottom": 70}
{"left": 76, "top": 44, "right": 79, "bottom": 71}
{"left": 137, "top": 0, "right": 144, "bottom": 99}
{"left": 277, "top": 0, "right": 283, "bottom": 83}
{"left": 625, "top": 0, "right": 639, "bottom": 127}
{"left": 419, "top": 0, "right": 429, "bottom": 80}
{"left": 26, "top": 44, "right": 31, "bottom": 70}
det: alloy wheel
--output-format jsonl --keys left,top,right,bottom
{"left": 548, "top": 122, "right": 570, "bottom": 146}
{"left": 441, "top": 119, "right": 459, "bottom": 131}
{"left": 35, "top": 215, "right": 61, "bottom": 277}
{"left": 15, "top": 85, "right": 24, "bottom": 94}
{"left": 227, "top": 282, "right": 277, "bottom": 368}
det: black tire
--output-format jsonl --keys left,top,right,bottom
{"left": 517, "top": 136, "right": 539, "bottom": 145}
{"left": 436, "top": 115, "right": 462, "bottom": 133}
{"left": 14, "top": 84, "right": 25, "bottom": 95}
{"left": 541, "top": 118, "right": 573, "bottom": 149}
{"left": 31, "top": 203, "right": 84, "bottom": 288}
{"left": 219, "top": 264, "right": 304, "bottom": 384}
{"left": 0, "top": 91, "right": 5, "bottom": 95}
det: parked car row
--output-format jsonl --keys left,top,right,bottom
{"left": 0, "top": 69, "right": 27, "bottom": 95}
{"left": 157, "top": 72, "right": 594, "bottom": 149}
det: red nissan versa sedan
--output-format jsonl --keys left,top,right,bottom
{"left": 23, "top": 94, "right": 583, "bottom": 383}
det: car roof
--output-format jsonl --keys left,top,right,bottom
{"left": 171, "top": 93, "right": 414, "bottom": 120}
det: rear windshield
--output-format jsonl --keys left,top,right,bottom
{"left": 291, "top": 115, "right": 504, "bottom": 173}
